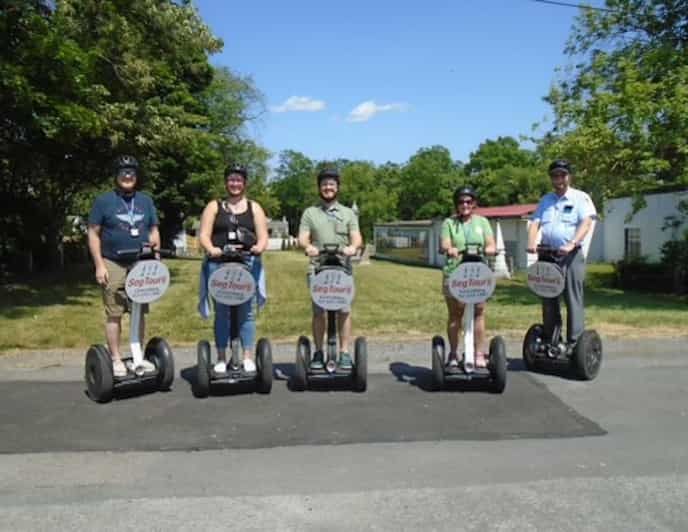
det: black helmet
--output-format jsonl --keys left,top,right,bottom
{"left": 548, "top": 159, "right": 572, "bottom": 174}
{"left": 114, "top": 155, "right": 139, "bottom": 173}
{"left": 225, "top": 163, "right": 248, "bottom": 179}
{"left": 317, "top": 168, "right": 340, "bottom": 185}
{"left": 453, "top": 185, "right": 477, "bottom": 205}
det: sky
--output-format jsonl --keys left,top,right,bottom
{"left": 193, "top": 0, "right": 607, "bottom": 167}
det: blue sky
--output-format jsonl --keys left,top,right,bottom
{"left": 194, "top": 0, "right": 605, "bottom": 167}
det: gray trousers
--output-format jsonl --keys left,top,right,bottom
{"left": 542, "top": 249, "right": 586, "bottom": 343}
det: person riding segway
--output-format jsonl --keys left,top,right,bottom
{"left": 195, "top": 164, "right": 271, "bottom": 396}
{"left": 524, "top": 159, "right": 602, "bottom": 380}
{"left": 85, "top": 156, "right": 174, "bottom": 402}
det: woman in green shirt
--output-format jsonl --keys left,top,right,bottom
{"left": 440, "top": 186, "right": 496, "bottom": 368}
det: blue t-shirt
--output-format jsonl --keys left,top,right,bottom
{"left": 88, "top": 190, "right": 159, "bottom": 262}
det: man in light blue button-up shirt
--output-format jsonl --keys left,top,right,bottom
{"left": 527, "top": 160, "right": 597, "bottom": 345}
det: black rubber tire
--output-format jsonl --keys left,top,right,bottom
{"left": 194, "top": 340, "right": 211, "bottom": 398}
{"left": 572, "top": 329, "right": 603, "bottom": 381}
{"left": 353, "top": 336, "right": 368, "bottom": 392}
{"left": 488, "top": 336, "right": 507, "bottom": 394}
{"left": 523, "top": 323, "right": 544, "bottom": 371}
{"left": 431, "top": 335, "right": 445, "bottom": 391}
{"left": 145, "top": 337, "right": 174, "bottom": 391}
{"left": 291, "top": 335, "right": 310, "bottom": 391}
{"left": 256, "top": 337, "right": 273, "bottom": 394}
{"left": 85, "top": 344, "right": 114, "bottom": 403}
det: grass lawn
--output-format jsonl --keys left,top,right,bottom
{"left": 1, "top": 252, "right": 686, "bottom": 353}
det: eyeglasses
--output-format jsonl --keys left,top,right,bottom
{"left": 117, "top": 169, "right": 137, "bottom": 178}
{"left": 549, "top": 171, "right": 568, "bottom": 178}
{"left": 457, "top": 199, "right": 474, "bottom": 205}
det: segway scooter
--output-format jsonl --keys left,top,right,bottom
{"left": 194, "top": 240, "right": 272, "bottom": 398}
{"left": 85, "top": 244, "right": 175, "bottom": 403}
{"left": 290, "top": 244, "right": 367, "bottom": 392}
{"left": 431, "top": 244, "right": 507, "bottom": 393}
{"left": 522, "top": 245, "right": 602, "bottom": 380}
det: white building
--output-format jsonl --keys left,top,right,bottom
{"left": 592, "top": 190, "right": 688, "bottom": 262}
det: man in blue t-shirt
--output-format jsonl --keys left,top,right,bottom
{"left": 87, "top": 155, "right": 161, "bottom": 377}
{"left": 527, "top": 159, "right": 597, "bottom": 347}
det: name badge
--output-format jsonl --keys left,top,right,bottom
{"left": 130, "top": 228, "right": 140, "bottom": 238}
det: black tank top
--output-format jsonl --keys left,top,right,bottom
{"left": 211, "top": 199, "right": 256, "bottom": 247}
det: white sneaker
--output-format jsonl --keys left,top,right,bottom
{"left": 243, "top": 358, "right": 256, "bottom": 373}
{"left": 112, "top": 359, "right": 127, "bottom": 377}
{"left": 140, "top": 359, "right": 156, "bottom": 373}
{"left": 213, "top": 361, "right": 227, "bottom": 373}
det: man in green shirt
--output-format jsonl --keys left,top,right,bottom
{"left": 298, "top": 169, "right": 362, "bottom": 370}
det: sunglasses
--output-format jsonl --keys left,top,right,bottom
{"left": 456, "top": 199, "right": 474, "bottom": 205}
{"left": 117, "top": 169, "right": 137, "bottom": 178}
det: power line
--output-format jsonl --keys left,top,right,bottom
{"left": 531, "top": 0, "right": 617, "bottom": 12}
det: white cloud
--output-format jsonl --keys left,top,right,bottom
{"left": 271, "top": 96, "right": 326, "bottom": 113}
{"left": 346, "top": 100, "right": 409, "bottom": 123}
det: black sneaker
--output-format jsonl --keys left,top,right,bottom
{"left": 338, "top": 351, "right": 353, "bottom": 370}
{"left": 310, "top": 350, "right": 324, "bottom": 370}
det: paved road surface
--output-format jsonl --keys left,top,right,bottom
{"left": 0, "top": 337, "right": 686, "bottom": 531}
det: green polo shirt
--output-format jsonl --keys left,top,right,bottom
{"left": 298, "top": 201, "right": 360, "bottom": 248}
{"left": 441, "top": 214, "right": 493, "bottom": 275}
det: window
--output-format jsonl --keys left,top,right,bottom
{"left": 624, "top": 227, "right": 641, "bottom": 259}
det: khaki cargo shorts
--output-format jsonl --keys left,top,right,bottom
{"left": 102, "top": 259, "right": 148, "bottom": 318}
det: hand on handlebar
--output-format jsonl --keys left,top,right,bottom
{"left": 446, "top": 247, "right": 461, "bottom": 259}
{"left": 249, "top": 244, "right": 263, "bottom": 256}
{"left": 207, "top": 246, "right": 223, "bottom": 258}
{"left": 341, "top": 245, "right": 357, "bottom": 257}
{"left": 305, "top": 245, "right": 320, "bottom": 257}
{"left": 559, "top": 241, "right": 577, "bottom": 255}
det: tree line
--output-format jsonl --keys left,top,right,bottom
{"left": 1, "top": 0, "right": 686, "bottom": 274}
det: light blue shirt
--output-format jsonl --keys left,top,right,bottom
{"left": 532, "top": 187, "right": 597, "bottom": 248}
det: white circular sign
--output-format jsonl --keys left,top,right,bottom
{"left": 125, "top": 260, "right": 170, "bottom": 304}
{"left": 208, "top": 264, "right": 255, "bottom": 305}
{"left": 527, "top": 261, "right": 565, "bottom": 298}
{"left": 448, "top": 262, "right": 495, "bottom": 303}
{"left": 310, "top": 269, "right": 355, "bottom": 310}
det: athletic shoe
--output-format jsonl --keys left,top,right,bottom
{"left": 112, "top": 359, "right": 127, "bottom": 377}
{"left": 338, "top": 352, "right": 353, "bottom": 370}
{"left": 213, "top": 360, "right": 227, "bottom": 374}
{"left": 243, "top": 358, "right": 256, "bottom": 373}
{"left": 140, "top": 359, "right": 156, "bottom": 373}
{"left": 310, "top": 350, "right": 324, "bottom": 370}
{"left": 446, "top": 354, "right": 459, "bottom": 368}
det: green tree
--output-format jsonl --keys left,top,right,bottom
{"left": 463, "top": 136, "right": 547, "bottom": 205}
{"left": 271, "top": 150, "right": 317, "bottom": 234}
{"left": 398, "top": 146, "right": 460, "bottom": 220}
{"left": 544, "top": 0, "right": 688, "bottom": 205}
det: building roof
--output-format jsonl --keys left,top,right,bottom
{"left": 474, "top": 203, "right": 538, "bottom": 219}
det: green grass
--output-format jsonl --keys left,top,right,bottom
{"left": 1, "top": 253, "right": 686, "bottom": 353}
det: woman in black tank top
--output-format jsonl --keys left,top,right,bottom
{"left": 199, "top": 164, "right": 269, "bottom": 373}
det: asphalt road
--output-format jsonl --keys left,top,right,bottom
{"left": 0, "top": 336, "right": 687, "bottom": 531}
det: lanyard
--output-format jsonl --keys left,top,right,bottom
{"left": 121, "top": 196, "right": 136, "bottom": 228}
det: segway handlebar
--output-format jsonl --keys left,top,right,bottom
{"left": 535, "top": 244, "right": 561, "bottom": 260}
{"left": 208, "top": 243, "right": 254, "bottom": 263}
{"left": 115, "top": 245, "right": 174, "bottom": 261}
{"left": 314, "top": 243, "right": 352, "bottom": 273}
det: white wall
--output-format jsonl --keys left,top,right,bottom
{"left": 602, "top": 191, "right": 688, "bottom": 262}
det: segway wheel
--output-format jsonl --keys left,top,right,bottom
{"left": 572, "top": 329, "right": 603, "bottom": 381}
{"left": 85, "top": 344, "right": 114, "bottom": 403}
{"left": 431, "top": 335, "right": 445, "bottom": 391}
{"left": 194, "top": 340, "right": 211, "bottom": 398}
{"left": 488, "top": 336, "right": 507, "bottom": 394}
{"left": 291, "top": 335, "right": 310, "bottom": 391}
{"left": 256, "top": 337, "right": 273, "bottom": 394}
{"left": 145, "top": 337, "right": 174, "bottom": 391}
{"left": 523, "top": 324, "right": 544, "bottom": 371}
{"left": 353, "top": 336, "right": 367, "bottom": 392}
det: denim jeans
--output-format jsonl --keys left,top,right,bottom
{"left": 207, "top": 260, "right": 256, "bottom": 351}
